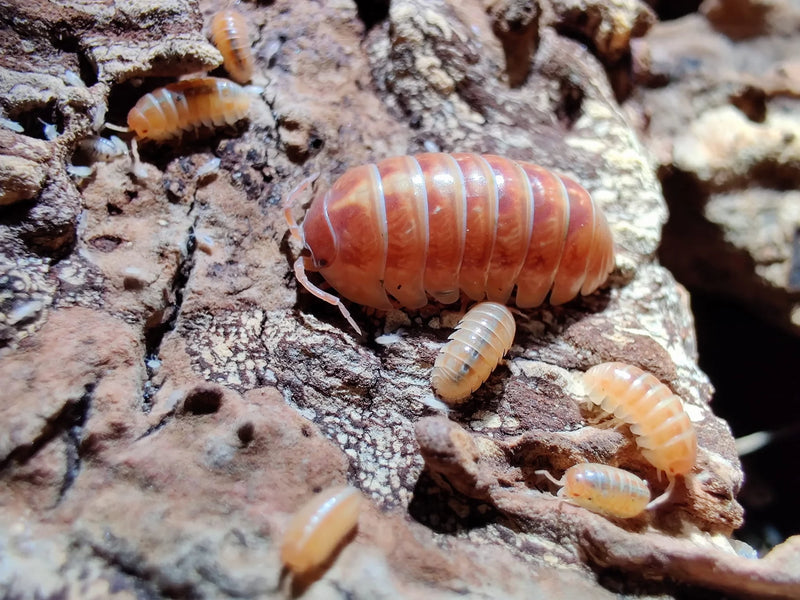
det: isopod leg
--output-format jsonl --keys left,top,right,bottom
{"left": 103, "top": 122, "right": 131, "bottom": 133}
{"left": 535, "top": 469, "right": 565, "bottom": 488}
{"left": 646, "top": 475, "right": 676, "bottom": 510}
{"left": 293, "top": 256, "right": 362, "bottom": 335}
{"left": 283, "top": 173, "right": 319, "bottom": 242}
{"left": 129, "top": 138, "right": 148, "bottom": 179}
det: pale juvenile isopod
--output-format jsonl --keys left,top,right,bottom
{"left": 75, "top": 135, "right": 128, "bottom": 162}
{"left": 285, "top": 153, "right": 615, "bottom": 333}
{"left": 536, "top": 463, "right": 651, "bottom": 518}
{"left": 431, "top": 302, "right": 515, "bottom": 403}
{"left": 281, "top": 485, "right": 362, "bottom": 575}
{"left": 582, "top": 362, "right": 698, "bottom": 505}
{"left": 209, "top": 9, "right": 254, "bottom": 84}
{"left": 126, "top": 77, "right": 251, "bottom": 141}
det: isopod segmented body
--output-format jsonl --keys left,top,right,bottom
{"left": 536, "top": 463, "right": 651, "bottom": 518}
{"left": 582, "top": 362, "right": 698, "bottom": 479}
{"left": 286, "top": 153, "right": 615, "bottom": 333}
{"left": 280, "top": 485, "right": 362, "bottom": 575}
{"left": 209, "top": 9, "right": 254, "bottom": 84}
{"left": 127, "top": 77, "right": 251, "bottom": 141}
{"left": 75, "top": 135, "right": 128, "bottom": 161}
{"left": 431, "top": 302, "right": 515, "bottom": 403}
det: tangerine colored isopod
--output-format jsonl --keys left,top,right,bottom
{"left": 209, "top": 9, "right": 254, "bottom": 84}
{"left": 582, "top": 362, "right": 698, "bottom": 485}
{"left": 536, "top": 463, "right": 651, "bottom": 518}
{"left": 285, "top": 153, "right": 615, "bottom": 333}
{"left": 126, "top": 77, "right": 251, "bottom": 141}
{"left": 431, "top": 302, "right": 516, "bottom": 403}
{"left": 280, "top": 485, "right": 362, "bottom": 575}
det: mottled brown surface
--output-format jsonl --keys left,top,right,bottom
{"left": 624, "top": 0, "right": 800, "bottom": 335}
{"left": 1, "top": 0, "right": 798, "bottom": 598}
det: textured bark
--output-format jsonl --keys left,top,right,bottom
{"left": 1, "top": 0, "right": 798, "bottom": 598}
{"left": 625, "top": 0, "right": 800, "bottom": 334}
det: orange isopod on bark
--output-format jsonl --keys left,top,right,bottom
{"left": 280, "top": 485, "right": 362, "bottom": 575}
{"left": 536, "top": 463, "right": 651, "bottom": 518}
{"left": 126, "top": 77, "right": 251, "bottom": 141}
{"left": 431, "top": 302, "right": 516, "bottom": 403}
{"left": 285, "top": 153, "right": 615, "bottom": 333}
{"left": 209, "top": 9, "right": 254, "bottom": 84}
{"left": 582, "top": 362, "right": 697, "bottom": 478}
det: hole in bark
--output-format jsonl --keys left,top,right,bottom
{"left": 730, "top": 86, "right": 767, "bottom": 123}
{"left": 642, "top": 0, "right": 702, "bottom": 21}
{"left": 89, "top": 235, "right": 124, "bottom": 252}
{"left": 354, "top": 0, "right": 390, "bottom": 30}
{"left": 77, "top": 49, "right": 98, "bottom": 86}
{"left": 309, "top": 135, "right": 324, "bottom": 151}
{"left": 184, "top": 386, "right": 223, "bottom": 415}
{"left": 11, "top": 100, "right": 65, "bottom": 141}
{"left": 555, "top": 77, "right": 584, "bottom": 129}
{"left": 237, "top": 422, "right": 255, "bottom": 445}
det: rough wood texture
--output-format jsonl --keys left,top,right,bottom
{"left": 1, "top": 0, "right": 798, "bottom": 598}
{"left": 625, "top": 0, "right": 800, "bottom": 335}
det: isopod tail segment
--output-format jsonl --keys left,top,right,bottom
{"left": 284, "top": 174, "right": 363, "bottom": 335}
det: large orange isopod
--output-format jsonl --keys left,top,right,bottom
{"left": 285, "top": 153, "right": 615, "bottom": 332}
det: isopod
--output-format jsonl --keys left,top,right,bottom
{"left": 75, "top": 135, "right": 128, "bottom": 162}
{"left": 536, "top": 463, "right": 651, "bottom": 518}
{"left": 431, "top": 302, "right": 515, "bottom": 403}
{"left": 582, "top": 362, "right": 697, "bottom": 504}
{"left": 281, "top": 485, "right": 362, "bottom": 575}
{"left": 126, "top": 77, "right": 251, "bottom": 141}
{"left": 209, "top": 9, "right": 254, "bottom": 84}
{"left": 285, "top": 153, "right": 615, "bottom": 333}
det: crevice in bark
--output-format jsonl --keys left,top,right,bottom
{"left": 0, "top": 383, "right": 94, "bottom": 476}
{"left": 56, "top": 382, "right": 93, "bottom": 504}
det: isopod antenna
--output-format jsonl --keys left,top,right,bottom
{"left": 284, "top": 174, "right": 362, "bottom": 335}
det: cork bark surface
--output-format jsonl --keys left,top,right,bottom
{"left": 1, "top": 0, "right": 799, "bottom": 598}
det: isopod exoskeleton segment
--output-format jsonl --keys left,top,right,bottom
{"left": 75, "top": 135, "right": 128, "bottom": 162}
{"left": 280, "top": 485, "right": 362, "bottom": 575}
{"left": 431, "top": 302, "right": 515, "bottom": 403}
{"left": 536, "top": 463, "right": 651, "bottom": 518}
{"left": 126, "top": 77, "right": 251, "bottom": 141}
{"left": 209, "top": 9, "right": 254, "bottom": 84}
{"left": 582, "top": 362, "right": 697, "bottom": 482}
{"left": 285, "top": 153, "right": 615, "bottom": 333}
